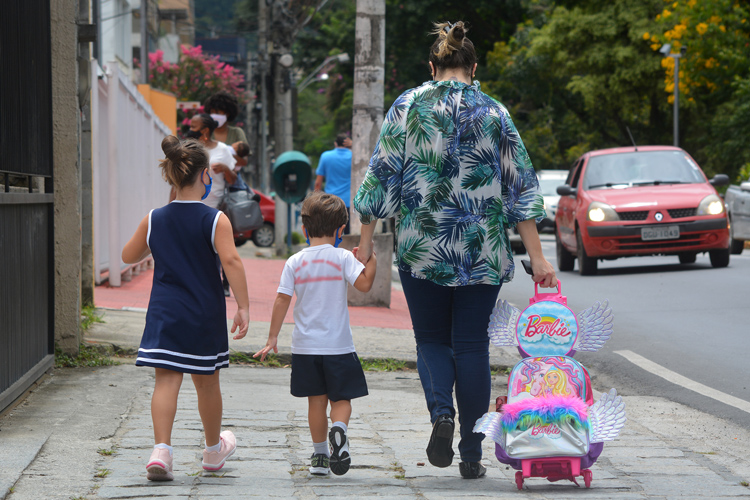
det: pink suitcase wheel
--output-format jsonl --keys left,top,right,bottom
{"left": 583, "top": 469, "right": 592, "bottom": 488}
{"left": 515, "top": 471, "right": 524, "bottom": 490}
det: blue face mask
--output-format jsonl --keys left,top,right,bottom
{"left": 305, "top": 228, "right": 343, "bottom": 247}
{"left": 334, "top": 228, "right": 343, "bottom": 248}
{"left": 201, "top": 172, "right": 212, "bottom": 200}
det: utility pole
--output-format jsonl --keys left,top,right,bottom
{"left": 350, "top": 0, "right": 385, "bottom": 235}
{"left": 258, "top": 0, "right": 270, "bottom": 193}
{"left": 140, "top": 0, "right": 148, "bottom": 83}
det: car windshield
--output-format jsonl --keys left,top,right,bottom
{"left": 583, "top": 151, "right": 705, "bottom": 189}
{"left": 538, "top": 177, "right": 565, "bottom": 196}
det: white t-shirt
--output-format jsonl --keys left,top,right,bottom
{"left": 278, "top": 244, "right": 365, "bottom": 355}
{"left": 203, "top": 141, "right": 237, "bottom": 209}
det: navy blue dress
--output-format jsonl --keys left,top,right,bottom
{"left": 135, "top": 201, "right": 229, "bottom": 374}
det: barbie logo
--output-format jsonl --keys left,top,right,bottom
{"left": 530, "top": 424, "right": 561, "bottom": 438}
{"left": 523, "top": 315, "right": 571, "bottom": 344}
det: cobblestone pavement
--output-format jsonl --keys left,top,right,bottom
{"left": 3, "top": 363, "right": 749, "bottom": 499}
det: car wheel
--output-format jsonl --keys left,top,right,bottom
{"left": 252, "top": 223, "right": 275, "bottom": 247}
{"left": 729, "top": 217, "right": 744, "bottom": 255}
{"left": 556, "top": 231, "right": 575, "bottom": 272}
{"left": 709, "top": 247, "right": 730, "bottom": 268}
{"left": 576, "top": 230, "right": 598, "bottom": 276}
{"left": 678, "top": 252, "right": 696, "bottom": 264}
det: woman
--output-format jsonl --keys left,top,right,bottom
{"left": 185, "top": 114, "right": 237, "bottom": 209}
{"left": 185, "top": 113, "right": 237, "bottom": 296}
{"left": 353, "top": 21, "right": 557, "bottom": 479}
{"left": 204, "top": 91, "right": 248, "bottom": 167}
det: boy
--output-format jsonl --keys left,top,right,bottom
{"left": 254, "top": 192, "right": 377, "bottom": 476}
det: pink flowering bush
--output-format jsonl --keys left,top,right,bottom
{"left": 148, "top": 46, "right": 246, "bottom": 135}
{"left": 148, "top": 45, "right": 246, "bottom": 106}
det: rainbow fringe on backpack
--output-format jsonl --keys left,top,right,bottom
{"left": 501, "top": 395, "right": 590, "bottom": 433}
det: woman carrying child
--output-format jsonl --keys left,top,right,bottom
{"left": 122, "top": 135, "right": 250, "bottom": 481}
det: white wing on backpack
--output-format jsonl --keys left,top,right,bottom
{"left": 473, "top": 412, "right": 504, "bottom": 444}
{"left": 573, "top": 300, "right": 613, "bottom": 352}
{"left": 488, "top": 300, "right": 521, "bottom": 347}
{"left": 589, "top": 388, "right": 626, "bottom": 443}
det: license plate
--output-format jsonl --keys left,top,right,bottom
{"left": 641, "top": 226, "right": 680, "bottom": 241}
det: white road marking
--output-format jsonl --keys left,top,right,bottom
{"left": 615, "top": 349, "right": 750, "bottom": 414}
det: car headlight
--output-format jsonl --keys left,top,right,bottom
{"left": 697, "top": 194, "right": 725, "bottom": 215}
{"left": 587, "top": 202, "right": 620, "bottom": 222}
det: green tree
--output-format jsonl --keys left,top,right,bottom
{"left": 648, "top": 0, "right": 750, "bottom": 179}
{"left": 482, "top": 0, "right": 669, "bottom": 169}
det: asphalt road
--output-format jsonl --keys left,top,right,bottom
{"left": 500, "top": 235, "right": 750, "bottom": 429}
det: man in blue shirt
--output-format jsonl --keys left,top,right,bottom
{"left": 315, "top": 133, "right": 353, "bottom": 233}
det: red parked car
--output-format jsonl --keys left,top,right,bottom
{"left": 555, "top": 146, "right": 730, "bottom": 275}
{"left": 234, "top": 189, "right": 276, "bottom": 247}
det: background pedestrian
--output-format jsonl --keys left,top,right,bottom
{"left": 315, "top": 133, "right": 353, "bottom": 234}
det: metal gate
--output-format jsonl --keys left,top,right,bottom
{"left": 0, "top": 0, "right": 55, "bottom": 411}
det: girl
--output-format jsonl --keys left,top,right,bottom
{"left": 122, "top": 135, "right": 250, "bottom": 481}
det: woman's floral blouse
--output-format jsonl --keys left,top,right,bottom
{"left": 354, "top": 80, "right": 545, "bottom": 287}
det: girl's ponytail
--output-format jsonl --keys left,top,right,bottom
{"left": 159, "top": 135, "right": 209, "bottom": 189}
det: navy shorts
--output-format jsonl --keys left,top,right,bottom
{"left": 291, "top": 353, "right": 369, "bottom": 401}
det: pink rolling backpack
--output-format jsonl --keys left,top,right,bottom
{"left": 473, "top": 272, "right": 626, "bottom": 489}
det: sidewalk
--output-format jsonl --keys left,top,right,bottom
{"left": 2, "top": 247, "right": 750, "bottom": 499}
{"left": 2, "top": 363, "right": 750, "bottom": 499}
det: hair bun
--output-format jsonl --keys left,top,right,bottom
{"left": 161, "top": 135, "right": 183, "bottom": 163}
{"left": 451, "top": 23, "right": 465, "bottom": 42}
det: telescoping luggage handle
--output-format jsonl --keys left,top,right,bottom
{"left": 520, "top": 259, "right": 565, "bottom": 306}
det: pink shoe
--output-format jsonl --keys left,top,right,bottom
{"left": 202, "top": 431, "right": 236, "bottom": 471}
{"left": 146, "top": 447, "right": 174, "bottom": 481}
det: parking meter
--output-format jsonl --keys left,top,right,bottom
{"left": 272, "top": 151, "right": 312, "bottom": 250}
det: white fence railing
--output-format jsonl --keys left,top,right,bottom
{"left": 92, "top": 60, "right": 172, "bottom": 287}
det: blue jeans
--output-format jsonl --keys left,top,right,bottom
{"left": 399, "top": 270, "right": 502, "bottom": 463}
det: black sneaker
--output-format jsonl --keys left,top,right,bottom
{"left": 309, "top": 453, "right": 330, "bottom": 475}
{"left": 459, "top": 461, "right": 486, "bottom": 479}
{"left": 426, "top": 414, "right": 454, "bottom": 468}
{"left": 329, "top": 426, "right": 351, "bottom": 475}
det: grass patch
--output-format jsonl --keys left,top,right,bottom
{"left": 94, "top": 468, "right": 111, "bottom": 478}
{"left": 55, "top": 343, "right": 120, "bottom": 368}
{"left": 741, "top": 480, "right": 749, "bottom": 487}
{"left": 81, "top": 304, "right": 105, "bottom": 332}
{"left": 229, "top": 350, "right": 286, "bottom": 368}
{"left": 360, "top": 358, "right": 408, "bottom": 372}
{"left": 186, "top": 471, "right": 201, "bottom": 477}
{"left": 97, "top": 447, "right": 116, "bottom": 456}
{"left": 390, "top": 461, "right": 406, "bottom": 480}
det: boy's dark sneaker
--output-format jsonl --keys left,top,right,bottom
{"left": 426, "top": 414, "right": 454, "bottom": 468}
{"left": 309, "top": 453, "right": 330, "bottom": 475}
{"left": 459, "top": 461, "right": 486, "bottom": 479}
{"left": 329, "top": 426, "right": 351, "bottom": 475}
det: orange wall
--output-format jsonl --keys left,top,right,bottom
{"left": 138, "top": 85, "right": 177, "bottom": 134}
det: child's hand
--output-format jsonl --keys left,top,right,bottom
{"left": 353, "top": 246, "right": 375, "bottom": 263}
{"left": 253, "top": 338, "right": 278, "bottom": 362}
{"left": 231, "top": 307, "right": 249, "bottom": 340}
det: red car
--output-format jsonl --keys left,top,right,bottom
{"left": 234, "top": 189, "right": 276, "bottom": 247}
{"left": 555, "top": 146, "right": 730, "bottom": 275}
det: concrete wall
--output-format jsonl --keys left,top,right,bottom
{"left": 51, "top": 0, "right": 82, "bottom": 354}
{"left": 340, "top": 233, "right": 393, "bottom": 307}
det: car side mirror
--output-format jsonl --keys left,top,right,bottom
{"left": 709, "top": 174, "right": 730, "bottom": 186}
{"left": 740, "top": 181, "right": 750, "bottom": 192}
{"left": 557, "top": 185, "right": 577, "bottom": 196}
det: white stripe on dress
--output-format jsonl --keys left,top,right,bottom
{"left": 136, "top": 357, "right": 229, "bottom": 371}
{"left": 138, "top": 347, "right": 229, "bottom": 360}
{"left": 146, "top": 209, "right": 154, "bottom": 249}
{"left": 211, "top": 211, "right": 221, "bottom": 254}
